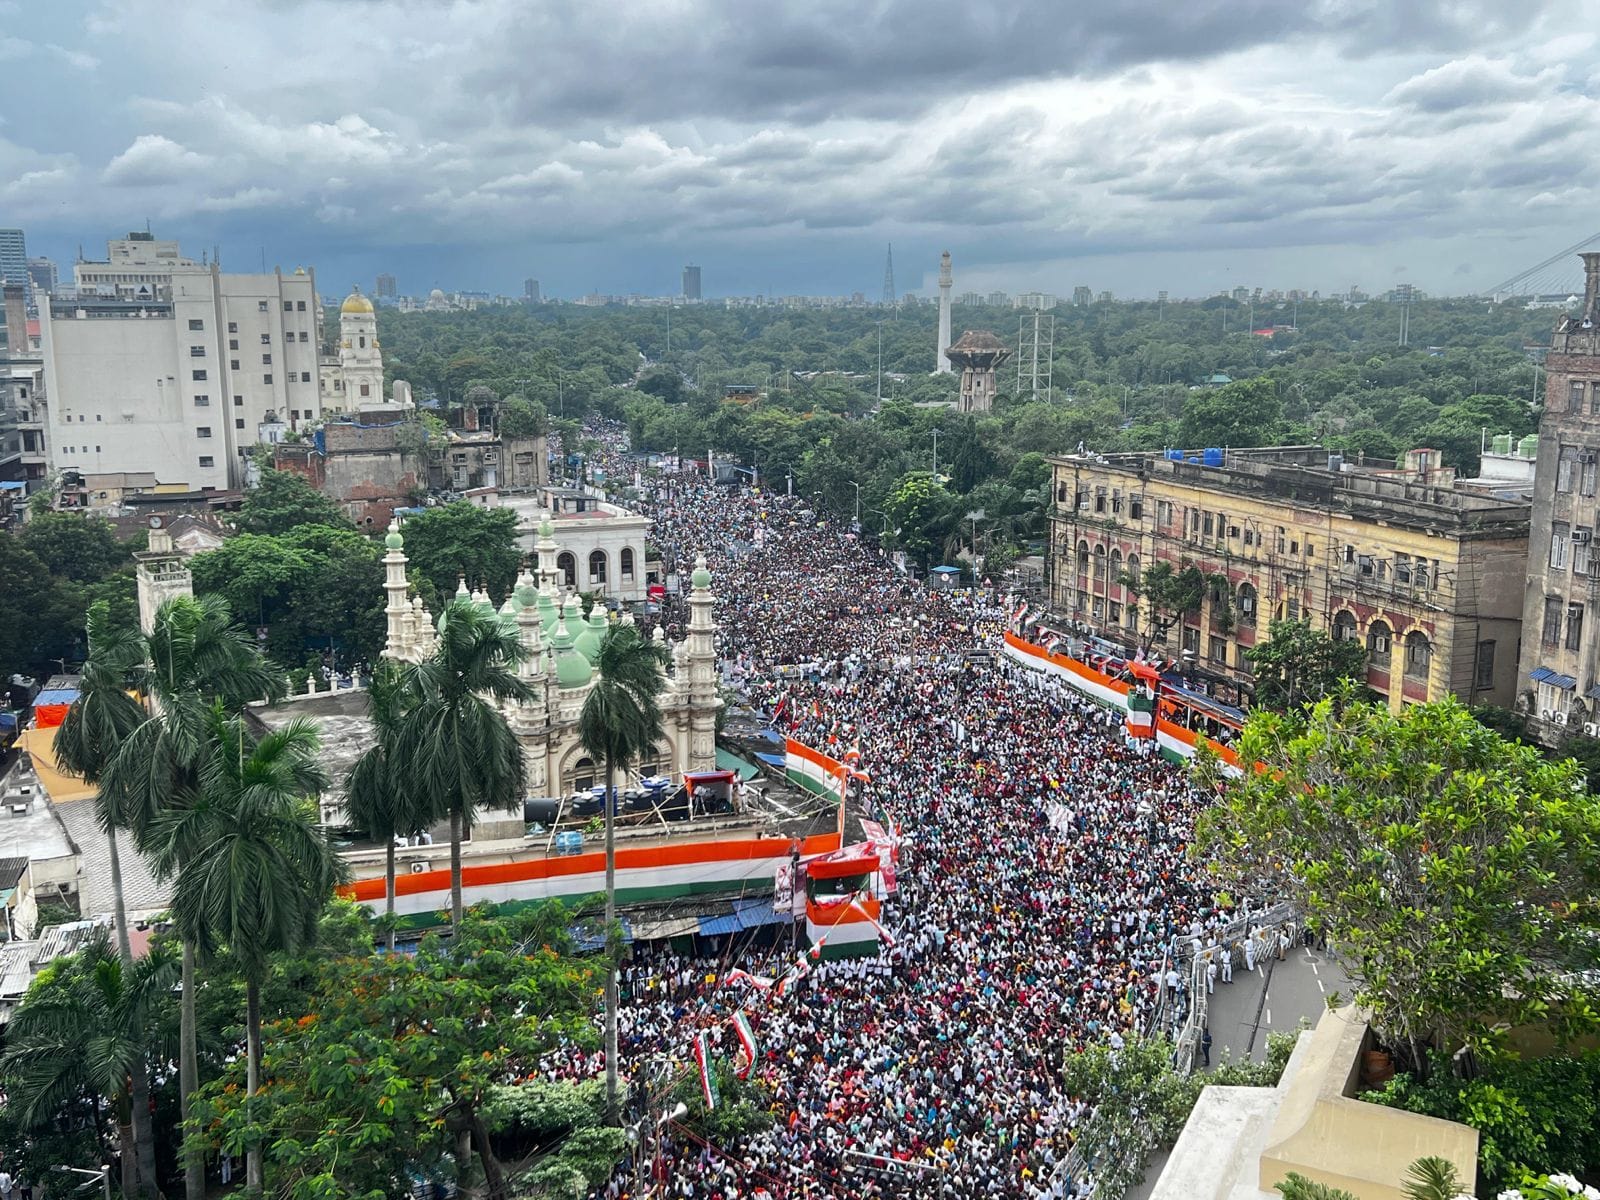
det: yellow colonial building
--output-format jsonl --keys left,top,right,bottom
{"left": 1045, "top": 446, "right": 1531, "bottom": 710}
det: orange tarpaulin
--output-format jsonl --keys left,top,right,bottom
{"left": 16, "top": 726, "right": 96, "bottom": 804}
{"left": 32, "top": 704, "right": 70, "bottom": 729}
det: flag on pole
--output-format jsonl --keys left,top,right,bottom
{"left": 723, "top": 968, "right": 774, "bottom": 991}
{"left": 693, "top": 1031, "right": 719, "bottom": 1109}
{"left": 731, "top": 1010, "right": 758, "bottom": 1078}
{"left": 1126, "top": 687, "right": 1156, "bottom": 739}
{"left": 810, "top": 698, "right": 822, "bottom": 720}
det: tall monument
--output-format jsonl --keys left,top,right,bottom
{"left": 338, "top": 286, "right": 385, "bottom": 406}
{"left": 936, "top": 251, "right": 953, "bottom": 373}
{"left": 135, "top": 517, "right": 193, "bottom": 634}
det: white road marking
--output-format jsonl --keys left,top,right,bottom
{"left": 1310, "top": 961, "right": 1319, "bottom": 976}
{"left": 1264, "top": 1008, "right": 1272, "bottom": 1025}
{"left": 1316, "top": 978, "right": 1325, "bottom": 993}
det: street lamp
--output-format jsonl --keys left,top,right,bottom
{"left": 848, "top": 480, "right": 861, "bottom": 525}
{"left": 55, "top": 1165, "right": 112, "bottom": 1200}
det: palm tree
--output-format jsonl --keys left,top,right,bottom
{"left": 150, "top": 708, "right": 340, "bottom": 1198}
{"left": 1, "top": 932, "right": 178, "bottom": 1199}
{"left": 395, "top": 599, "right": 530, "bottom": 932}
{"left": 105, "top": 593, "right": 285, "bottom": 1200}
{"left": 577, "top": 622, "right": 669, "bottom": 1124}
{"left": 1401, "top": 1156, "right": 1467, "bottom": 1200}
{"left": 52, "top": 602, "right": 166, "bottom": 1198}
{"left": 344, "top": 659, "right": 430, "bottom": 952}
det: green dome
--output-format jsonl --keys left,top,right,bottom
{"left": 552, "top": 612, "right": 592, "bottom": 688}
{"left": 575, "top": 605, "right": 609, "bottom": 662}
{"left": 385, "top": 524, "right": 404, "bottom": 550}
{"left": 539, "top": 517, "right": 555, "bottom": 538}
{"left": 515, "top": 578, "right": 538, "bottom": 607}
{"left": 691, "top": 558, "right": 712, "bottom": 589}
{"left": 537, "top": 591, "right": 559, "bottom": 630}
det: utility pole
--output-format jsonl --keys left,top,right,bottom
{"left": 931, "top": 428, "right": 940, "bottom": 480}
{"left": 849, "top": 480, "right": 861, "bottom": 525}
{"left": 876, "top": 321, "right": 883, "bottom": 402}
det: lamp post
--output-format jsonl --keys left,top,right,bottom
{"left": 848, "top": 480, "right": 861, "bottom": 525}
{"left": 931, "top": 428, "right": 940, "bottom": 479}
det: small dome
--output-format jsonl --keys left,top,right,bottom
{"left": 539, "top": 517, "right": 555, "bottom": 539}
{"left": 384, "top": 521, "right": 403, "bottom": 550}
{"left": 341, "top": 287, "right": 374, "bottom": 315}
{"left": 429, "top": 288, "right": 446, "bottom": 302}
{"left": 691, "top": 552, "right": 712, "bottom": 590}
{"left": 575, "top": 605, "right": 609, "bottom": 662}
{"left": 553, "top": 607, "right": 592, "bottom": 688}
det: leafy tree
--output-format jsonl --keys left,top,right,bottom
{"left": 1196, "top": 693, "right": 1600, "bottom": 1072}
{"left": 152, "top": 708, "right": 339, "bottom": 1197}
{"left": 882, "top": 472, "right": 953, "bottom": 568}
{"left": 498, "top": 395, "right": 548, "bottom": 439}
{"left": 1245, "top": 619, "right": 1370, "bottom": 710}
{"left": 1120, "top": 560, "right": 1205, "bottom": 653}
{"left": 16, "top": 512, "right": 133, "bottom": 582}
{"left": 190, "top": 532, "right": 312, "bottom": 626}
{"left": 0, "top": 534, "right": 58, "bottom": 680}
{"left": 235, "top": 466, "right": 353, "bottom": 535}
{"left": 1554, "top": 733, "right": 1600, "bottom": 793}
{"left": 394, "top": 600, "right": 530, "bottom": 931}
{"left": 188, "top": 907, "right": 604, "bottom": 1200}
{"left": 0, "top": 932, "right": 178, "bottom": 1199}
{"left": 1178, "top": 377, "right": 1285, "bottom": 448}
{"left": 396, "top": 502, "right": 524, "bottom": 604}
{"left": 577, "top": 623, "right": 669, "bottom": 1122}
{"left": 1472, "top": 704, "right": 1529, "bottom": 744}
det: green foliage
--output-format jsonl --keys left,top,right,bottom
{"left": 1554, "top": 733, "right": 1600, "bottom": 793}
{"left": 188, "top": 907, "right": 604, "bottom": 1200}
{"left": 671, "top": 1058, "right": 776, "bottom": 1143}
{"left": 1121, "top": 559, "right": 1206, "bottom": 651}
{"left": 236, "top": 466, "right": 353, "bottom": 535}
{"left": 1275, "top": 1173, "right": 1358, "bottom": 1200}
{"left": 1472, "top": 704, "right": 1530, "bottom": 744}
{"left": 1399, "top": 1154, "right": 1466, "bottom": 1200}
{"left": 395, "top": 501, "right": 523, "bottom": 603}
{"left": 498, "top": 394, "right": 548, "bottom": 439}
{"left": 1369, "top": 1048, "right": 1600, "bottom": 1191}
{"left": 1246, "top": 619, "right": 1371, "bottom": 710}
{"left": 1196, "top": 693, "right": 1600, "bottom": 1064}
{"left": 1180, "top": 376, "right": 1285, "bottom": 448}
{"left": 883, "top": 471, "right": 953, "bottom": 567}
{"left": 17, "top": 512, "right": 133, "bottom": 581}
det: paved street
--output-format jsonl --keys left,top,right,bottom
{"left": 1202, "top": 943, "right": 1351, "bottom": 1065}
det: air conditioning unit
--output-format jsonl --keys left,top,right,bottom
{"left": 1574, "top": 529, "right": 1592, "bottom": 545}
{"left": 1583, "top": 722, "right": 1599, "bottom": 737}
{"left": 1554, "top": 712, "right": 1570, "bottom": 726}
{"left": 409, "top": 861, "right": 429, "bottom": 875}
{"left": 1540, "top": 709, "right": 1554, "bottom": 721}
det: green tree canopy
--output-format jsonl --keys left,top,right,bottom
{"left": 17, "top": 512, "right": 134, "bottom": 581}
{"left": 498, "top": 394, "right": 548, "bottom": 439}
{"left": 398, "top": 502, "right": 524, "bottom": 604}
{"left": 236, "top": 467, "right": 353, "bottom": 535}
{"left": 883, "top": 472, "right": 953, "bottom": 568}
{"left": 1178, "top": 376, "right": 1285, "bottom": 448}
{"left": 1245, "top": 618, "right": 1371, "bottom": 710}
{"left": 1121, "top": 560, "right": 1206, "bottom": 653}
{"left": 1196, "top": 692, "right": 1600, "bottom": 1070}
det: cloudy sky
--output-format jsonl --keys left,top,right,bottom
{"left": 2, "top": 0, "right": 1596, "bottom": 300}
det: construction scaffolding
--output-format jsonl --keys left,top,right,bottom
{"left": 1015, "top": 310, "right": 1054, "bottom": 403}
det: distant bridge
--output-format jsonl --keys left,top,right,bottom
{"left": 1486, "top": 231, "right": 1600, "bottom": 302}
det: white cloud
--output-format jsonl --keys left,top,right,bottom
{"left": 101, "top": 134, "right": 211, "bottom": 185}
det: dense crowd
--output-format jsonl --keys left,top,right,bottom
{"left": 573, "top": 435, "right": 1240, "bottom": 1199}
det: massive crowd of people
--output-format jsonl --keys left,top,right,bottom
{"left": 572, "top": 433, "right": 1244, "bottom": 1200}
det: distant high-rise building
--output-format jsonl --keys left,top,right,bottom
{"left": 27, "top": 257, "right": 57, "bottom": 297}
{"left": 986, "top": 291, "right": 1010, "bottom": 308}
{"left": 1231, "top": 286, "right": 1249, "bottom": 302}
{"left": 524, "top": 277, "right": 541, "bottom": 302}
{"left": 1097, "top": 290, "right": 1114, "bottom": 305}
{"left": 374, "top": 272, "right": 397, "bottom": 298}
{"left": 1072, "top": 286, "right": 1092, "bottom": 307}
{"left": 0, "top": 229, "right": 27, "bottom": 296}
{"left": 959, "top": 291, "right": 984, "bottom": 307}
{"left": 682, "top": 265, "right": 701, "bottom": 301}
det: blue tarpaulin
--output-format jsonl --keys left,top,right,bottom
{"left": 697, "top": 898, "right": 790, "bottom": 936}
{"left": 754, "top": 751, "right": 786, "bottom": 768}
{"left": 571, "top": 918, "right": 632, "bottom": 953}
{"left": 33, "top": 689, "right": 81, "bottom": 707}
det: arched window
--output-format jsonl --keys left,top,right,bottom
{"left": 1092, "top": 544, "right": 1106, "bottom": 581}
{"left": 1076, "top": 540, "right": 1090, "bottom": 571}
{"left": 1125, "top": 554, "right": 1140, "bottom": 587}
{"left": 620, "top": 547, "right": 635, "bottom": 582}
{"left": 557, "top": 551, "right": 576, "bottom": 588}
{"left": 588, "top": 550, "right": 608, "bottom": 585}
{"left": 1237, "top": 581, "right": 1257, "bottom": 619}
{"left": 1367, "top": 620, "right": 1392, "bottom": 662}
{"left": 1332, "top": 610, "right": 1358, "bottom": 642}
{"left": 572, "top": 757, "right": 596, "bottom": 792}
{"left": 1110, "top": 549, "right": 1123, "bottom": 587}
{"left": 1404, "top": 630, "right": 1431, "bottom": 680}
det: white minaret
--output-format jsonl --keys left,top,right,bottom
{"left": 338, "top": 286, "right": 385, "bottom": 407}
{"left": 381, "top": 521, "right": 410, "bottom": 660}
{"left": 936, "top": 250, "right": 954, "bottom": 374}
{"left": 685, "top": 552, "right": 720, "bottom": 773}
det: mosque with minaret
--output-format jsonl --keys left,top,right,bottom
{"left": 377, "top": 514, "right": 722, "bottom": 800}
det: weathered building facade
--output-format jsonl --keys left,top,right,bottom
{"left": 1517, "top": 253, "right": 1600, "bottom": 742}
{"left": 1046, "top": 446, "right": 1531, "bottom": 710}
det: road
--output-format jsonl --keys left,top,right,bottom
{"left": 1203, "top": 942, "right": 1350, "bottom": 1065}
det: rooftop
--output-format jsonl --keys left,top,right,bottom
{"left": 1051, "top": 445, "right": 1531, "bottom": 535}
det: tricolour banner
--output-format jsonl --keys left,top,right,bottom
{"left": 785, "top": 738, "right": 846, "bottom": 800}
{"left": 693, "top": 1031, "right": 719, "bottom": 1109}
{"left": 731, "top": 1010, "right": 758, "bottom": 1078}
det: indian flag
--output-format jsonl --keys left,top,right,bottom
{"left": 731, "top": 1010, "right": 758, "bottom": 1078}
{"left": 693, "top": 1031, "right": 719, "bottom": 1109}
{"left": 1126, "top": 688, "right": 1156, "bottom": 739}
{"left": 785, "top": 738, "right": 845, "bottom": 800}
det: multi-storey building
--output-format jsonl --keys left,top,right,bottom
{"left": 37, "top": 257, "right": 323, "bottom": 490}
{"left": 1518, "top": 254, "right": 1600, "bottom": 741}
{"left": 1046, "top": 445, "right": 1531, "bottom": 711}
{"left": 0, "top": 230, "right": 27, "bottom": 298}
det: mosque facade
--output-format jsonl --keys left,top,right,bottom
{"left": 379, "top": 514, "right": 721, "bottom": 802}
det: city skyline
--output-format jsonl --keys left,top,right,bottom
{"left": 2, "top": 2, "right": 1596, "bottom": 299}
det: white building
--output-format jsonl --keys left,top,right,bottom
{"left": 37, "top": 241, "right": 325, "bottom": 491}
{"left": 503, "top": 485, "right": 653, "bottom": 604}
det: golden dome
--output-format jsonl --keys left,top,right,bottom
{"left": 341, "top": 288, "right": 374, "bottom": 315}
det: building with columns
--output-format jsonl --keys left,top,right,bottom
{"left": 380, "top": 512, "right": 720, "bottom": 810}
